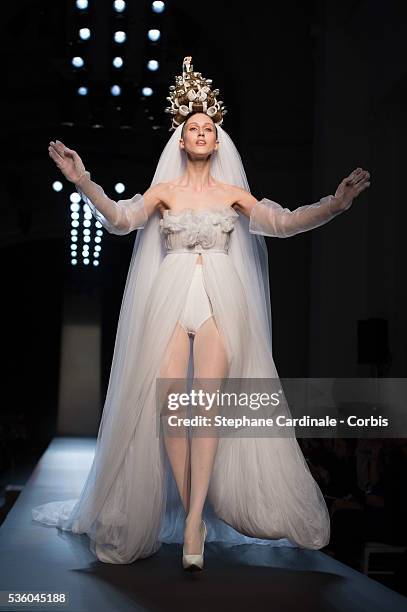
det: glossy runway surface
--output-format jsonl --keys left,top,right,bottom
{"left": 0, "top": 437, "right": 406, "bottom": 612}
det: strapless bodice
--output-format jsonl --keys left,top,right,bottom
{"left": 159, "top": 206, "right": 240, "bottom": 254}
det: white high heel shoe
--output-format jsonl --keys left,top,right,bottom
{"left": 182, "top": 520, "right": 207, "bottom": 571}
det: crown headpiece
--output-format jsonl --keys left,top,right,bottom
{"left": 165, "top": 56, "right": 227, "bottom": 131}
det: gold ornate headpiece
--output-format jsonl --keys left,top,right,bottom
{"left": 165, "top": 56, "right": 227, "bottom": 131}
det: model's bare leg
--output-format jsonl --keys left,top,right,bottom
{"left": 159, "top": 322, "right": 191, "bottom": 512}
{"left": 184, "top": 315, "right": 229, "bottom": 554}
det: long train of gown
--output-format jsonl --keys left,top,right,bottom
{"left": 32, "top": 180, "right": 346, "bottom": 563}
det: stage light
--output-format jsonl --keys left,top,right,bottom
{"left": 94, "top": 251, "right": 100, "bottom": 257}
{"left": 95, "top": 221, "right": 102, "bottom": 229}
{"left": 71, "top": 229, "right": 78, "bottom": 236}
{"left": 70, "top": 204, "right": 80, "bottom": 214}
{"left": 71, "top": 235, "right": 78, "bottom": 242}
{"left": 96, "top": 230, "right": 103, "bottom": 237}
{"left": 152, "top": 1, "right": 165, "bottom": 13}
{"left": 83, "top": 229, "right": 91, "bottom": 236}
{"left": 95, "top": 245, "right": 102, "bottom": 251}
{"left": 114, "top": 31, "right": 126, "bottom": 43}
{"left": 142, "top": 86, "right": 153, "bottom": 96}
{"left": 77, "top": 86, "right": 88, "bottom": 96}
{"left": 115, "top": 182, "right": 125, "bottom": 193}
{"left": 79, "top": 28, "right": 91, "bottom": 40}
{"left": 95, "top": 236, "right": 102, "bottom": 243}
{"left": 71, "top": 244, "right": 78, "bottom": 251}
{"left": 113, "top": 0, "right": 126, "bottom": 12}
{"left": 76, "top": 0, "right": 88, "bottom": 9}
{"left": 70, "top": 192, "right": 81, "bottom": 203}
{"left": 71, "top": 212, "right": 80, "bottom": 220}
{"left": 111, "top": 85, "right": 121, "bottom": 96}
{"left": 52, "top": 181, "right": 63, "bottom": 192}
{"left": 147, "top": 59, "right": 159, "bottom": 71}
{"left": 72, "top": 56, "right": 84, "bottom": 68}
{"left": 84, "top": 236, "right": 91, "bottom": 243}
{"left": 71, "top": 220, "right": 79, "bottom": 228}
{"left": 113, "top": 56, "right": 123, "bottom": 68}
{"left": 93, "top": 260, "right": 99, "bottom": 266}
{"left": 71, "top": 258, "right": 78, "bottom": 265}
{"left": 83, "top": 258, "right": 90, "bottom": 265}
{"left": 148, "top": 29, "right": 160, "bottom": 42}
{"left": 83, "top": 219, "right": 91, "bottom": 227}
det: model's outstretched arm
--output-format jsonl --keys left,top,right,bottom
{"left": 235, "top": 168, "right": 370, "bottom": 238}
{"left": 48, "top": 140, "right": 161, "bottom": 235}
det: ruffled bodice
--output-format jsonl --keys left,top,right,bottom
{"left": 159, "top": 206, "right": 240, "bottom": 254}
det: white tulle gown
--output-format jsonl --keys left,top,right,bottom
{"left": 32, "top": 124, "right": 346, "bottom": 564}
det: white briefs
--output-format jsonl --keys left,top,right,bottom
{"left": 178, "top": 265, "right": 214, "bottom": 336}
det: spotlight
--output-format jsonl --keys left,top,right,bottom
{"left": 142, "top": 86, "right": 153, "bottom": 96}
{"left": 70, "top": 193, "right": 81, "bottom": 203}
{"left": 115, "top": 182, "right": 125, "bottom": 194}
{"left": 77, "top": 86, "right": 88, "bottom": 96}
{"left": 111, "top": 85, "right": 121, "bottom": 96}
{"left": 72, "top": 56, "right": 84, "bottom": 68}
{"left": 52, "top": 181, "right": 63, "bottom": 192}
{"left": 113, "top": 56, "right": 123, "bottom": 68}
{"left": 113, "top": 0, "right": 126, "bottom": 12}
{"left": 147, "top": 59, "right": 159, "bottom": 71}
{"left": 147, "top": 29, "right": 160, "bottom": 42}
{"left": 79, "top": 28, "right": 91, "bottom": 40}
{"left": 71, "top": 258, "right": 78, "bottom": 265}
{"left": 152, "top": 1, "right": 165, "bottom": 13}
{"left": 76, "top": 0, "right": 88, "bottom": 9}
{"left": 114, "top": 31, "right": 126, "bottom": 43}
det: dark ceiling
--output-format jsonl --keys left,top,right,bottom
{"left": 2, "top": 0, "right": 319, "bottom": 247}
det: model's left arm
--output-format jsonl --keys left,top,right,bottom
{"left": 236, "top": 168, "right": 370, "bottom": 238}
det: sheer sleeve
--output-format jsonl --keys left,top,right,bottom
{"left": 75, "top": 171, "right": 149, "bottom": 236}
{"left": 249, "top": 195, "right": 346, "bottom": 238}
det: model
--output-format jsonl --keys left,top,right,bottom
{"left": 32, "top": 57, "right": 370, "bottom": 570}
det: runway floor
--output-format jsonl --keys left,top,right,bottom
{"left": 0, "top": 437, "right": 406, "bottom": 612}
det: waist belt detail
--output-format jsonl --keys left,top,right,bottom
{"left": 166, "top": 248, "right": 228, "bottom": 254}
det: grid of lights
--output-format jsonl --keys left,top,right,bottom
{"left": 141, "top": 1, "right": 166, "bottom": 130}
{"left": 63, "top": 1, "right": 167, "bottom": 269}
{"left": 73, "top": 0, "right": 90, "bottom": 98}
{"left": 69, "top": 192, "right": 103, "bottom": 267}
{"left": 110, "top": 1, "right": 128, "bottom": 106}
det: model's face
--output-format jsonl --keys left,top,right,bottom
{"left": 179, "top": 113, "right": 218, "bottom": 157}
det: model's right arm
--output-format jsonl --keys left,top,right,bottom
{"left": 48, "top": 140, "right": 162, "bottom": 235}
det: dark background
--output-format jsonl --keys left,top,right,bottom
{"left": 1, "top": 0, "right": 406, "bottom": 582}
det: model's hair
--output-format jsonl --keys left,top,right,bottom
{"left": 181, "top": 111, "right": 218, "bottom": 141}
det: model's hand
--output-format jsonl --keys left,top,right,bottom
{"left": 48, "top": 140, "right": 87, "bottom": 183}
{"left": 333, "top": 167, "right": 371, "bottom": 211}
